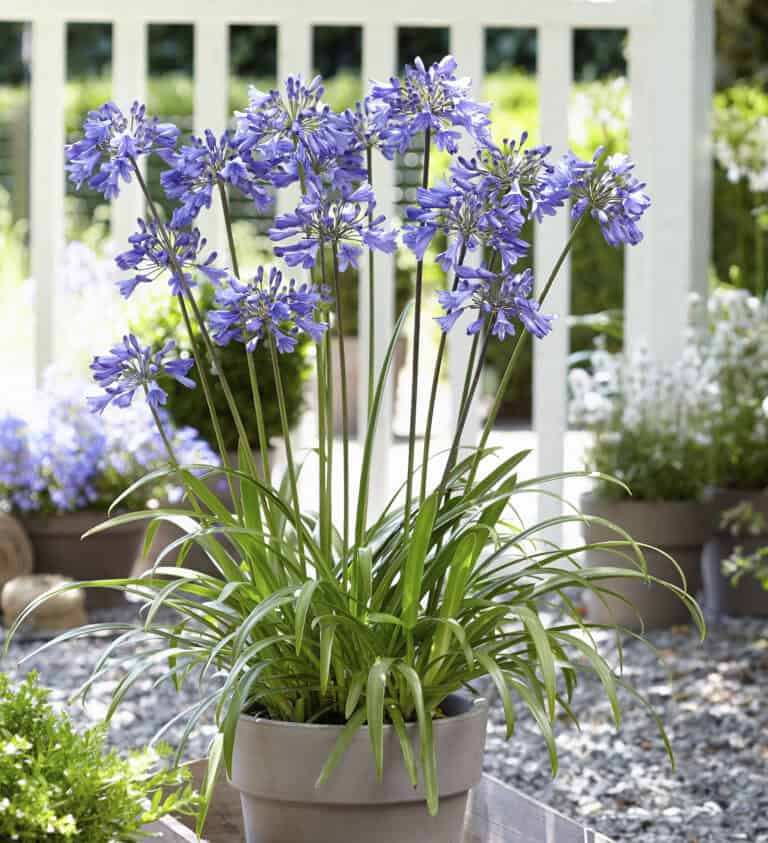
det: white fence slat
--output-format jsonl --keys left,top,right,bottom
{"left": 112, "top": 18, "right": 147, "bottom": 255}
{"left": 194, "top": 19, "right": 229, "bottom": 248}
{"left": 31, "top": 17, "right": 66, "bottom": 385}
{"left": 533, "top": 23, "right": 572, "bottom": 539}
{"left": 449, "top": 20, "right": 484, "bottom": 450}
{"left": 625, "top": 0, "right": 713, "bottom": 357}
{"left": 361, "top": 18, "right": 397, "bottom": 511}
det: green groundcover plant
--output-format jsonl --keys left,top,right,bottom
{"left": 0, "top": 672, "right": 197, "bottom": 841}
{"left": 8, "top": 56, "right": 703, "bottom": 835}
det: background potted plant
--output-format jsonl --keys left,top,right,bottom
{"left": 9, "top": 58, "right": 703, "bottom": 842}
{"left": 0, "top": 376, "right": 216, "bottom": 607}
{"left": 0, "top": 671, "right": 197, "bottom": 840}
{"left": 569, "top": 340, "right": 713, "bottom": 629}
{"left": 697, "top": 289, "right": 768, "bottom": 618}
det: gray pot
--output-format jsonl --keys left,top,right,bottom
{"left": 580, "top": 494, "right": 710, "bottom": 630}
{"left": 22, "top": 510, "right": 144, "bottom": 608}
{"left": 701, "top": 487, "right": 768, "bottom": 619}
{"left": 230, "top": 693, "right": 488, "bottom": 843}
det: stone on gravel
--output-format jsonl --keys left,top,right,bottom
{"left": 0, "top": 513, "right": 34, "bottom": 589}
{"left": 2, "top": 574, "right": 86, "bottom": 633}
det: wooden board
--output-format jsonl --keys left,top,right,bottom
{"left": 145, "top": 761, "right": 614, "bottom": 843}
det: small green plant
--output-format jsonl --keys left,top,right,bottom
{"left": 720, "top": 501, "right": 768, "bottom": 589}
{"left": 0, "top": 671, "right": 197, "bottom": 842}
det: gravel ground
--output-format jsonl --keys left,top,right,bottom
{"left": 2, "top": 604, "right": 766, "bottom": 843}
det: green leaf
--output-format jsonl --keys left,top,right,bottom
{"left": 402, "top": 492, "right": 439, "bottom": 630}
{"left": 366, "top": 658, "right": 393, "bottom": 781}
{"left": 388, "top": 705, "right": 418, "bottom": 788}
{"left": 475, "top": 651, "right": 515, "bottom": 740}
{"left": 222, "top": 687, "right": 243, "bottom": 776}
{"left": 197, "top": 733, "right": 224, "bottom": 838}
{"left": 394, "top": 663, "right": 438, "bottom": 815}
{"left": 510, "top": 605, "right": 558, "bottom": 721}
{"left": 319, "top": 623, "right": 336, "bottom": 696}
{"left": 294, "top": 580, "right": 320, "bottom": 655}
{"left": 316, "top": 708, "right": 366, "bottom": 788}
{"left": 345, "top": 673, "right": 365, "bottom": 720}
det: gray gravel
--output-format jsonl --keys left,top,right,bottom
{"left": 2, "top": 604, "right": 767, "bottom": 842}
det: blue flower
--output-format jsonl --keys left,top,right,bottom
{"left": 269, "top": 181, "right": 398, "bottom": 271}
{"left": 66, "top": 101, "right": 179, "bottom": 199}
{"left": 115, "top": 219, "right": 228, "bottom": 298}
{"left": 403, "top": 177, "right": 528, "bottom": 270}
{"left": 562, "top": 149, "right": 651, "bottom": 247}
{"left": 436, "top": 265, "right": 553, "bottom": 341}
{"left": 369, "top": 55, "right": 491, "bottom": 156}
{"left": 89, "top": 335, "right": 196, "bottom": 413}
{"left": 160, "top": 129, "right": 274, "bottom": 229}
{"left": 209, "top": 266, "right": 328, "bottom": 353}
{"left": 338, "top": 97, "right": 392, "bottom": 155}
{"left": 452, "top": 133, "right": 571, "bottom": 223}
{"left": 235, "top": 75, "right": 356, "bottom": 189}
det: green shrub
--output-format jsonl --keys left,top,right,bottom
{"left": 0, "top": 671, "right": 197, "bottom": 842}
{"left": 135, "top": 282, "right": 310, "bottom": 452}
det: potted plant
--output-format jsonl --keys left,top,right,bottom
{"left": 569, "top": 342, "right": 713, "bottom": 629}
{"left": 9, "top": 58, "right": 702, "bottom": 842}
{"left": 0, "top": 380, "right": 216, "bottom": 607}
{"left": 696, "top": 289, "right": 768, "bottom": 618}
{"left": 0, "top": 671, "right": 197, "bottom": 840}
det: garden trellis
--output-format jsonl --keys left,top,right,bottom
{"left": 3, "top": 0, "right": 714, "bottom": 527}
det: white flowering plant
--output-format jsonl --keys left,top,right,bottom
{"left": 568, "top": 341, "right": 712, "bottom": 502}
{"left": 0, "top": 671, "right": 197, "bottom": 842}
{"left": 696, "top": 289, "right": 768, "bottom": 491}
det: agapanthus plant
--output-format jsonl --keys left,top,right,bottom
{"left": 9, "top": 55, "right": 699, "bottom": 836}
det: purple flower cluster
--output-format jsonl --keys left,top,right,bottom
{"left": 65, "top": 101, "right": 179, "bottom": 199}
{"left": 369, "top": 55, "right": 491, "bottom": 156}
{"left": 0, "top": 385, "right": 217, "bottom": 516}
{"left": 436, "top": 265, "right": 553, "bottom": 342}
{"left": 235, "top": 75, "right": 358, "bottom": 189}
{"left": 452, "top": 134, "right": 572, "bottom": 223}
{"left": 270, "top": 181, "right": 398, "bottom": 270}
{"left": 0, "top": 416, "right": 44, "bottom": 513}
{"left": 115, "top": 220, "right": 228, "bottom": 298}
{"left": 89, "top": 334, "right": 196, "bottom": 413}
{"left": 209, "top": 266, "right": 328, "bottom": 353}
{"left": 563, "top": 149, "right": 651, "bottom": 247}
{"left": 404, "top": 178, "right": 529, "bottom": 270}
{"left": 160, "top": 129, "right": 274, "bottom": 229}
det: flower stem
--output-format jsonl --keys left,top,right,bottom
{"left": 403, "top": 127, "right": 432, "bottom": 534}
{"left": 465, "top": 215, "right": 586, "bottom": 491}
{"left": 216, "top": 180, "right": 273, "bottom": 488}
{"left": 318, "top": 245, "right": 332, "bottom": 561}
{"left": 331, "top": 244, "right": 351, "bottom": 572}
{"left": 366, "top": 146, "right": 376, "bottom": 416}
{"left": 268, "top": 334, "right": 306, "bottom": 565}
{"left": 419, "top": 244, "right": 467, "bottom": 502}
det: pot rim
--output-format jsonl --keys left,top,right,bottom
{"left": 237, "top": 694, "right": 488, "bottom": 733}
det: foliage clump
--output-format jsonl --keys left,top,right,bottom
{"left": 0, "top": 671, "right": 197, "bottom": 842}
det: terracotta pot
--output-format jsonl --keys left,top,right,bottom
{"left": 580, "top": 494, "right": 710, "bottom": 630}
{"left": 701, "top": 487, "right": 768, "bottom": 619}
{"left": 230, "top": 693, "right": 488, "bottom": 843}
{"left": 331, "top": 336, "right": 407, "bottom": 436}
{"left": 21, "top": 511, "right": 144, "bottom": 609}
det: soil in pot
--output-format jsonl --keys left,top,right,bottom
{"left": 229, "top": 693, "right": 488, "bottom": 843}
{"left": 22, "top": 510, "right": 144, "bottom": 609}
{"left": 580, "top": 494, "right": 710, "bottom": 630}
{"left": 701, "top": 487, "right": 768, "bottom": 619}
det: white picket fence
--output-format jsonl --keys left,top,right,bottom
{"left": 3, "top": 0, "right": 714, "bottom": 525}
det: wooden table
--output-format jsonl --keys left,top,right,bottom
{"left": 147, "top": 761, "right": 615, "bottom": 843}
